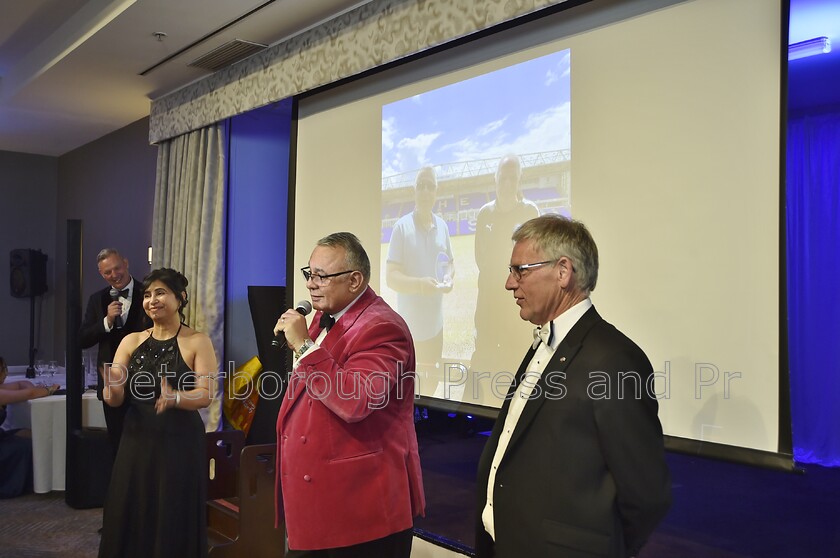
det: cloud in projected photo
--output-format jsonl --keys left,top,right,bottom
{"left": 382, "top": 49, "right": 570, "bottom": 177}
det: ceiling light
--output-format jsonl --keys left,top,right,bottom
{"left": 788, "top": 37, "right": 831, "bottom": 61}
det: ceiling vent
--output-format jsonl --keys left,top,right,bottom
{"left": 188, "top": 39, "right": 267, "bottom": 72}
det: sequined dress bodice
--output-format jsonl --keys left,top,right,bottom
{"left": 126, "top": 329, "right": 195, "bottom": 403}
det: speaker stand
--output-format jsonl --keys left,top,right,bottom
{"left": 26, "top": 294, "right": 36, "bottom": 378}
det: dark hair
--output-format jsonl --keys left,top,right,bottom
{"left": 142, "top": 268, "right": 190, "bottom": 321}
{"left": 316, "top": 232, "right": 371, "bottom": 282}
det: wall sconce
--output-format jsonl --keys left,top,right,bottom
{"left": 788, "top": 37, "right": 832, "bottom": 61}
{"left": 148, "top": 246, "right": 153, "bottom": 265}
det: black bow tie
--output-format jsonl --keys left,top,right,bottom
{"left": 532, "top": 321, "right": 555, "bottom": 349}
{"left": 319, "top": 313, "right": 335, "bottom": 331}
{"left": 118, "top": 288, "right": 129, "bottom": 298}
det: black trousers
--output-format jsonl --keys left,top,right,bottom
{"left": 285, "top": 528, "right": 413, "bottom": 558}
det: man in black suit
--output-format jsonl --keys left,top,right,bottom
{"left": 476, "top": 215, "right": 671, "bottom": 558}
{"left": 80, "top": 248, "right": 149, "bottom": 454}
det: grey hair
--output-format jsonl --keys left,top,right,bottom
{"left": 316, "top": 232, "right": 371, "bottom": 282}
{"left": 96, "top": 248, "right": 123, "bottom": 263}
{"left": 511, "top": 214, "right": 599, "bottom": 293}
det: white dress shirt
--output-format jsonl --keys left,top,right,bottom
{"left": 481, "top": 298, "right": 593, "bottom": 540}
{"left": 103, "top": 278, "right": 134, "bottom": 332}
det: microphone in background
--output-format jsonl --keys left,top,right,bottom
{"left": 271, "top": 300, "right": 313, "bottom": 347}
{"left": 110, "top": 287, "right": 123, "bottom": 329}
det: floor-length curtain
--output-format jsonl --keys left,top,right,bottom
{"left": 787, "top": 111, "right": 840, "bottom": 466}
{"left": 152, "top": 121, "right": 228, "bottom": 431}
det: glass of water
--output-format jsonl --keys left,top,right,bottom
{"left": 84, "top": 349, "right": 98, "bottom": 389}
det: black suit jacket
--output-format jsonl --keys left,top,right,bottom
{"left": 476, "top": 306, "right": 671, "bottom": 558}
{"left": 79, "top": 277, "right": 150, "bottom": 398}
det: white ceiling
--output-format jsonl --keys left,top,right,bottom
{"left": 0, "top": 0, "right": 368, "bottom": 156}
{"left": 0, "top": 0, "right": 837, "bottom": 157}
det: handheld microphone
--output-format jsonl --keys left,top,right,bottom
{"left": 110, "top": 287, "right": 123, "bottom": 329}
{"left": 271, "top": 300, "right": 313, "bottom": 347}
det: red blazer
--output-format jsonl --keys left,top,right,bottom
{"left": 275, "top": 287, "right": 425, "bottom": 550}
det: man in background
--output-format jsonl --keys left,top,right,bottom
{"left": 274, "top": 232, "right": 424, "bottom": 557}
{"left": 80, "top": 248, "right": 149, "bottom": 454}
{"left": 476, "top": 215, "right": 671, "bottom": 557}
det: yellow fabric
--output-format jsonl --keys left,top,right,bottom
{"left": 223, "top": 356, "right": 262, "bottom": 436}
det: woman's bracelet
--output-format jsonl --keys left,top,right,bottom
{"left": 175, "top": 391, "right": 181, "bottom": 408}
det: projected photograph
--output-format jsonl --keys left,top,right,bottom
{"left": 379, "top": 50, "right": 572, "bottom": 403}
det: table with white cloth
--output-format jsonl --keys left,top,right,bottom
{"left": 27, "top": 391, "right": 106, "bottom": 493}
{"left": 6, "top": 377, "right": 92, "bottom": 426}
{"left": 3, "top": 368, "right": 68, "bottom": 430}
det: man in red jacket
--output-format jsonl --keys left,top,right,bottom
{"left": 274, "top": 231, "right": 425, "bottom": 557}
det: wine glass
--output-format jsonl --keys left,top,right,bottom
{"left": 84, "top": 349, "right": 98, "bottom": 389}
{"left": 48, "top": 360, "right": 58, "bottom": 378}
{"left": 35, "top": 359, "right": 46, "bottom": 377}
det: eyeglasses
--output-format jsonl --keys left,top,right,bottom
{"left": 300, "top": 266, "right": 355, "bottom": 286}
{"left": 508, "top": 260, "right": 557, "bottom": 281}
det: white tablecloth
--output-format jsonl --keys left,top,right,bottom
{"left": 4, "top": 370, "right": 68, "bottom": 430}
{"left": 28, "top": 391, "right": 106, "bottom": 493}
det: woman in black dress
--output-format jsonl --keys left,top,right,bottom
{"left": 98, "top": 269, "right": 218, "bottom": 558}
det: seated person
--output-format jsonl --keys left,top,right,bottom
{"left": 0, "top": 356, "right": 60, "bottom": 498}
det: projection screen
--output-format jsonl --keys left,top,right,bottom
{"left": 292, "top": 0, "right": 787, "bottom": 458}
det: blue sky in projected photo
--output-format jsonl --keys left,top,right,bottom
{"left": 382, "top": 49, "right": 570, "bottom": 180}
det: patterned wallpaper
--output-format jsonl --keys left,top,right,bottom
{"left": 149, "top": 0, "right": 568, "bottom": 144}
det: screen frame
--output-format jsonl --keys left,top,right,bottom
{"left": 285, "top": 0, "right": 793, "bottom": 470}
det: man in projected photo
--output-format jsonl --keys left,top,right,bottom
{"left": 386, "top": 166, "right": 454, "bottom": 371}
{"left": 471, "top": 154, "right": 539, "bottom": 373}
{"left": 475, "top": 215, "right": 671, "bottom": 558}
{"left": 273, "top": 232, "right": 425, "bottom": 557}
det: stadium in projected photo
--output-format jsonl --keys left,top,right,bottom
{"left": 379, "top": 50, "right": 571, "bottom": 403}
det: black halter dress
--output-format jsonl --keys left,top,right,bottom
{"left": 98, "top": 326, "right": 207, "bottom": 558}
